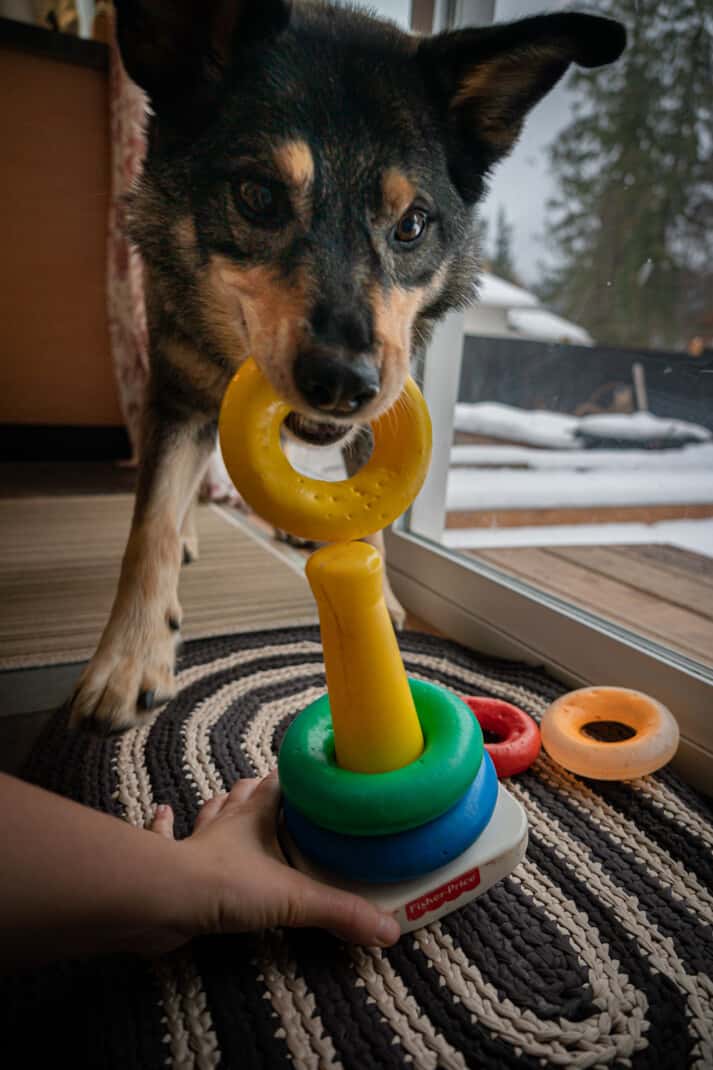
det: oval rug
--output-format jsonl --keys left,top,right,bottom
{"left": 7, "top": 625, "right": 713, "bottom": 1070}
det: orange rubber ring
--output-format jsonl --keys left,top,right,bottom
{"left": 540, "top": 686, "right": 679, "bottom": 780}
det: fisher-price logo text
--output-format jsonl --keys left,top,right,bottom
{"left": 405, "top": 867, "right": 481, "bottom": 921}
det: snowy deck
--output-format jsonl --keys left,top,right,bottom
{"left": 448, "top": 404, "right": 713, "bottom": 667}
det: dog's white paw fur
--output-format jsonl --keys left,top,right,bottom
{"left": 70, "top": 611, "right": 180, "bottom": 732}
{"left": 70, "top": 526, "right": 183, "bottom": 732}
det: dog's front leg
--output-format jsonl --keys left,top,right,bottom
{"left": 70, "top": 408, "right": 214, "bottom": 731}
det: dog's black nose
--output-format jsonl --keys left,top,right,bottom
{"left": 294, "top": 350, "right": 380, "bottom": 415}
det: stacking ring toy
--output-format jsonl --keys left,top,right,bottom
{"left": 283, "top": 751, "right": 498, "bottom": 883}
{"left": 541, "top": 686, "right": 679, "bottom": 780}
{"left": 278, "top": 678, "right": 484, "bottom": 836}
{"left": 465, "top": 697, "right": 541, "bottom": 778}
{"left": 218, "top": 358, "right": 432, "bottom": 542}
{"left": 220, "top": 357, "right": 531, "bottom": 927}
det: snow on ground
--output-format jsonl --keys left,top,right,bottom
{"left": 446, "top": 401, "right": 713, "bottom": 561}
{"left": 442, "top": 517, "right": 713, "bottom": 560}
{"left": 454, "top": 403, "right": 580, "bottom": 448}
{"left": 450, "top": 441, "right": 713, "bottom": 471}
{"left": 446, "top": 466, "right": 713, "bottom": 512}
{"left": 578, "top": 411, "right": 711, "bottom": 444}
{"left": 454, "top": 402, "right": 712, "bottom": 449}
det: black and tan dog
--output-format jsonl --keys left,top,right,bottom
{"left": 70, "top": 0, "right": 625, "bottom": 730}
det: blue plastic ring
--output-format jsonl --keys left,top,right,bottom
{"left": 283, "top": 751, "right": 499, "bottom": 884}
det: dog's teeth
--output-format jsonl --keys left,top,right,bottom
{"left": 285, "top": 411, "right": 350, "bottom": 447}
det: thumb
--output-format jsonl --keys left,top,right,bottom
{"left": 285, "top": 869, "right": 401, "bottom": 947}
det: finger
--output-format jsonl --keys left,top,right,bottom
{"left": 252, "top": 768, "right": 280, "bottom": 801}
{"left": 226, "top": 770, "right": 280, "bottom": 831}
{"left": 227, "top": 769, "right": 277, "bottom": 803}
{"left": 285, "top": 869, "right": 401, "bottom": 947}
{"left": 194, "top": 793, "right": 229, "bottom": 831}
{"left": 228, "top": 779, "right": 262, "bottom": 806}
{"left": 150, "top": 803, "right": 174, "bottom": 839}
{"left": 245, "top": 769, "right": 283, "bottom": 835}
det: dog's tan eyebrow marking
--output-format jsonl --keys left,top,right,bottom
{"left": 381, "top": 169, "right": 417, "bottom": 219}
{"left": 273, "top": 139, "right": 314, "bottom": 225}
{"left": 274, "top": 140, "right": 314, "bottom": 191}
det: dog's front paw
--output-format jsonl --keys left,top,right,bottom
{"left": 70, "top": 612, "right": 180, "bottom": 732}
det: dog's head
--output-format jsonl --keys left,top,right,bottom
{"left": 118, "top": 0, "right": 624, "bottom": 442}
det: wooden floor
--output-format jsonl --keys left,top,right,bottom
{"left": 467, "top": 542, "right": 713, "bottom": 668}
{"left": 0, "top": 495, "right": 318, "bottom": 670}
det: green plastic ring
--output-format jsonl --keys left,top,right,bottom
{"left": 278, "top": 678, "right": 484, "bottom": 836}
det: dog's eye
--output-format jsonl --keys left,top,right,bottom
{"left": 393, "top": 207, "right": 428, "bottom": 245}
{"left": 234, "top": 178, "right": 281, "bottom": 223}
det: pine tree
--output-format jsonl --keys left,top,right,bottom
{"left": 491, "top": 206, "right": 518, "bottom": 283}
{"left": 538, "top": 0, "right": 713, "bottom": 349}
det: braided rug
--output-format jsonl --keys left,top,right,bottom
{"left": 8, "top": 626, "right": 713, "bottom": 1069}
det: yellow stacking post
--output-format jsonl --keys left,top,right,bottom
{"left": 218, "top": 356, "right": 433, "bottom": 775}
{"left": 306, "top": 541, "right": 424, "bottom": 773}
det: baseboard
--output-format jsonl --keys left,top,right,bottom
{"left": 0, "top": 424, "right": 132, "bottom": 462}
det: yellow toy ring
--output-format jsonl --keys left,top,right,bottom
{"left": 218, "top": 358, "right": 432, "bottom": 542}
{"left": 540, "top": 686, "right": 679, "bottom": 780}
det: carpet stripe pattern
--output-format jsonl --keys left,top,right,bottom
{"left": 8, "top": 626, "right": 713, "bottom": 1069}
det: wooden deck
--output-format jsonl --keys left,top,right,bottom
{"left": 465, "top": 543, "right": 713, "bottom": 668}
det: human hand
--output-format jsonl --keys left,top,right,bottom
{"left": 150, "top": 771, "right": 401, "bottom": 951}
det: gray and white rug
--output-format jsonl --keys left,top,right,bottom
{"left": 8, "top": 626, "right": 713, "bottom": 1069}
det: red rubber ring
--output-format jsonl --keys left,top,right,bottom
{"left": 464, "top": 697, "right": 541, "bottom": 778}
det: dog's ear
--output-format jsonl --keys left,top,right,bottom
{"left": 114, "top": 0, "right": 292, "bottom": 113}
{"left": 418, "top": 13, "right": 625, "bottom": 189}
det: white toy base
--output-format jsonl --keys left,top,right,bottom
{"left": 282, "top": 783, "right": 528, "bottom": 934}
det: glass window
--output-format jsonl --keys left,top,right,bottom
{"left": 388, "top": 0, "right": 713, "bottom": 791}
{"left": 407, "top": 0, "right": 713, "bottom": 669}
